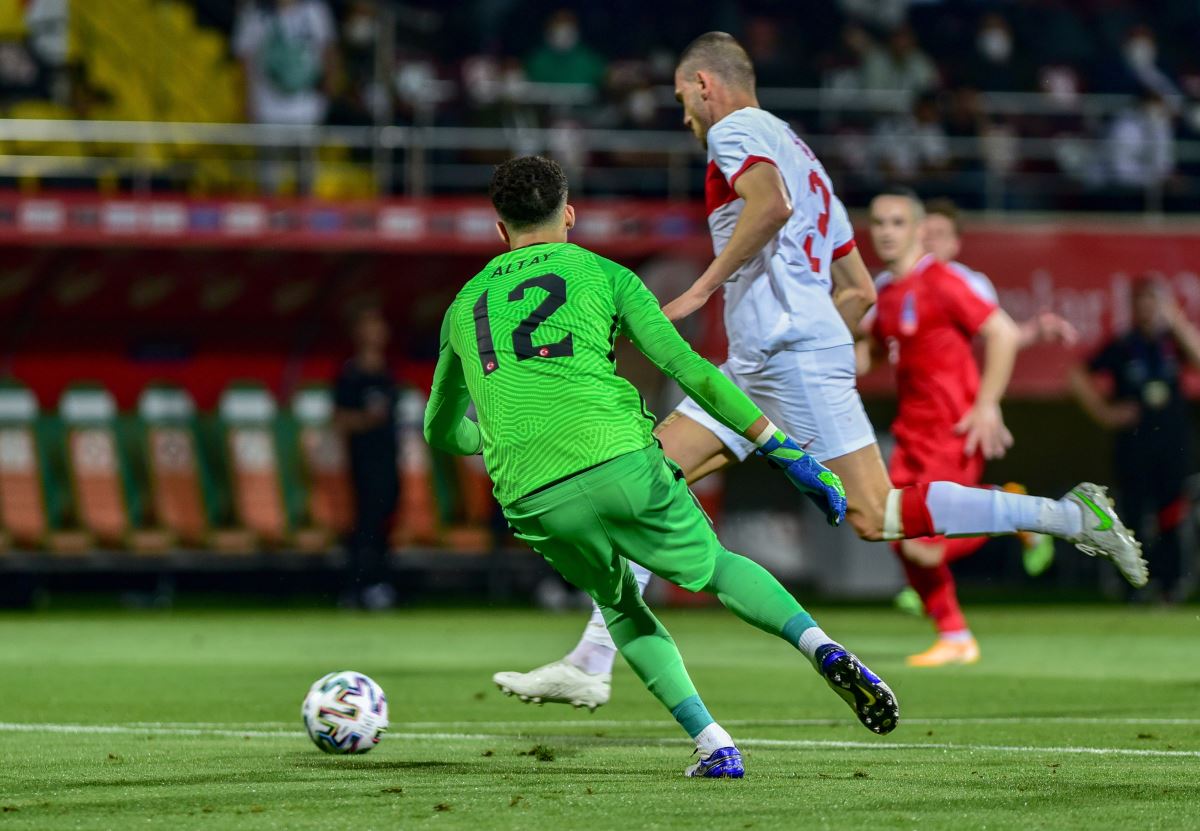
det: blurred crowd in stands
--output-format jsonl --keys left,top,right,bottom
{"left": 3, "top": 0, "right": 1200, "bottom": 207}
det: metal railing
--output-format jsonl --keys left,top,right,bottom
{"left": 0, "top": 114, "right": 1196, "bottom": 212}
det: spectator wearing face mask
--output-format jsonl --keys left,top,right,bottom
{"left": 525, "top": 9, "right": 606, "bottom": 89}
{"left": 967, "top": 13, "right": 1032, "bottom": 92}
{"left": 234, "top": 0, "right": 339, "bottom": 192}
{"left": 1098, "top": 24, "right": 1182, "bottom": 106}
{"left": 234, "top": 0, "right": 338, "bottom": 125}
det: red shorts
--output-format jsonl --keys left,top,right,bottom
{"left": 888, "top": 432, "right": 984, "bottom": 489}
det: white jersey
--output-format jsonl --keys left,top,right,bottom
{"left": 705, "top": 107, "right": 857, "bottom": 364}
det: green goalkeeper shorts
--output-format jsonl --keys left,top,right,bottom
{"left": 504, "top": 443, "right": 726, "bottom": 604}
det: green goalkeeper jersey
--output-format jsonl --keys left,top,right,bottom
{"left": 424, "top": 241, "right": 763, "bottom": 507}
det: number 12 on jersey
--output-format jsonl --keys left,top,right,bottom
{"left": 472, "top": 273, "right": 574, "bottom": 375}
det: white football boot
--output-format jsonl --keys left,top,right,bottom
{"left": 492, "top": 660, "right": 611, "bottom": 711}
{"left": 1064, "top": 483, "right": 1149, "bottom": 588}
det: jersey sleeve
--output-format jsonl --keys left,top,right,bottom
{"left": 422, "top": 306, "right": 484, "bottom": 456}
{"left": 708, "top": 111, "right": 779, "bottom": 188}
{"left": 947, "top": 261, "right": 998, "bottom": 303}
{"left": 940, "top": 268, "right": 998, "bottom": 336}
{"left": 829, "top": 195, "right": 857, "bottom": 260}
{"left": 610, "top": 265, "right": 762, "bottom": 436}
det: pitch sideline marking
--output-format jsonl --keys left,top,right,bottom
{"left": 122, "top": 716, "right": 1200, "bottom": 730}
{"left": 1, "top": 722, "right": 1197, "bottom": 759}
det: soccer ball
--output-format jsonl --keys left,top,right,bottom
{"left": 302, "top": 671, "right": 389, "bottom": 754}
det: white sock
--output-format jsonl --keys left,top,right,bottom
{"left": 941, "top": 629, "right": 973, "bottom": 642}
{"left": 695, "top": 722, "right": 735, "bottom": 755}
{"left": 925, "top": 482, "right": 1082, "bottom": 539}
{"left": 796, "top": 626, "right": 837, "bottom": 665}
{"left": 566, "top": 561, "right": 654, "bottom": 676}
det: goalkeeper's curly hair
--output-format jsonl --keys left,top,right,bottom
{"left": 489, "top": 155, "right": 568, "bottom": 231}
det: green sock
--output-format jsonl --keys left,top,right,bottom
{"left": 704, "top": 548, "right": 816, "bottom": 646}
{"left": 670, "top": 694, "right": 715, "bottom": 739}
{"left": 598, "top": 571, "right": 707, "bottom": 738}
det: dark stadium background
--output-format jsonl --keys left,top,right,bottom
{"left": 0, "top": 0, "right": 1196, "bottom": 607}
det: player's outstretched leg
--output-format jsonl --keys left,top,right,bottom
{"left": 598, "top": 567, "right": 743, "bottom": 778}
{"left": 893, "top": 481, "right": 1148, "bottom": 587}
{"left": 492, "top": 562, "right": 652, "bottom": 711}
{"left": 701, "top": 547, "right": 899, "bottom": 735}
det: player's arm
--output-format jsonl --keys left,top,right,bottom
{"left": 1068, "top": 364, "right": 1138, "bottom": 430}
{"left": 957, "top": 308, "right": 1020, "bottom": 459}
{"left": 1069, "top": 343, "right": 1140, "bottom": 430}
{"left": 831, "top": 246, "right": 877, "bottom": 334}
{"left": 422, "top": 309, "right": 484, "bottom": 456}
{"left": 614, "top": 267, "right": 845, "bottom": 525}
{"left": 661, "top": 163, "right": 791, "bottom": 321}
{"left": 1017, "top": 312, "right": 1079, "bottom": 350}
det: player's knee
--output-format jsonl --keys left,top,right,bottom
{"left": 899, "top": 539, "right": 944, "bottom": 568}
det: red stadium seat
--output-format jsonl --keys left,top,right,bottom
{"left": 217, "top": 383, "right": 289, "bottom": 549}
{"left": 291, "top": 385, "right": 354, "bottom": 537}
{"left": 0, "top": 381, "right": 48, "bottom": 550}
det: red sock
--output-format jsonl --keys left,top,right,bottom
{"left": 900, "top": 484, "right": 936, "bottom": 537}
{"left": 893, "top": 543, "right": 968, "bottom": 634}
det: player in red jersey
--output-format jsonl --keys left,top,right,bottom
{"left": 860, "top": 187, "right": 1139, "bottom": 666}
{"left": 921, "top": 198, "right": 1078, "bottom": 580}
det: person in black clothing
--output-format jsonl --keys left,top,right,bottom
{"left": 334, "top": 303, "right": 400, "bottom": 609}
{"left": 1071, "top": 277, "right": 1200, "bottom": 601}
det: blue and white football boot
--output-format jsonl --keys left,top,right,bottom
{"left": 684, "top": 746, "right": 744, "bottom": 779}
{"left": 816, "top": 643, "right": 899, "bottom": 735}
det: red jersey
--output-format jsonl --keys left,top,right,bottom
{"left": 871, "top": 255, "right": 997, "bottom": 483}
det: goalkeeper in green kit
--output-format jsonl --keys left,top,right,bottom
{"left": 424, "top": 156, "right": 898, "bottom": 778}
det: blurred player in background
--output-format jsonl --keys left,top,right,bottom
{"left": 1071, "top": 277, "right": 1200, "bottom": 603}
{"left": 334, "top": 304, "right": 400, "bottom": 610}
{"left": 426, "top": 156, "right": 894, "bottom": 777}
{"left": 862, "top": 187, "right": 1143, "bottom": 666}
{"left": 924, "top": 198, "right": 1079, "bottom": 353}
{"left": 916, "top": 197, "right": 1080, "bottom": 582}
{"left": 494, "top": 33, "right": 1146, "bottom": 704}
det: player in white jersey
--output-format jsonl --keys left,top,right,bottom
{"left": 493, "top": 33, "right": 1143, "bottom": 708}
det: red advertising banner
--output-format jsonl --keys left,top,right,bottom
{"left": 858, "top": 221, "right": 1200, "bottom": 397}
{"left": 1, "top": 194, "right": 1197, "bottom": 399}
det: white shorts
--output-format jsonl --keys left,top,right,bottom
{"left": 673, "top": 345, "right": 876, "bottom": 463}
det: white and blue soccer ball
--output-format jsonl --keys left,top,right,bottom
{"left": 302, "top": 671, "right": 389, "bottom": 754}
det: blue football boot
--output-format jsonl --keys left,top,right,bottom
{"left": 816, "top": 643, "right": 899, "bottom": 735}
{"left": 684, "top": 746, "right": 744, "bottom": 778}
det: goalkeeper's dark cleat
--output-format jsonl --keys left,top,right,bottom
{"left": 816, "top": 644, "right": 899, "bottom": 735}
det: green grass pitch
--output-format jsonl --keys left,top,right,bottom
{"left": 0, "top": 605, "right": 1196, "bottom": 830}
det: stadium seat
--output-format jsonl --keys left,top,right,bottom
{"left": 58, "top": 384, "right": 172, "bottom": 554}
{"left": 138, "top": 384, "right": 223, "bottom": 549}
{"left": 393, "top": 389, "right": 440, "bottom": 548}
{"left": 291, "top": 385, "right": 354, "bottom": 540}
{"left": 447, "top": 453, "right": 495, "bottom": 552}
{"left": 216, "top": 383, "right": 291, "bottom": 550}
{"left": 0, "top": 380, "right": 47, "bottom": 550}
